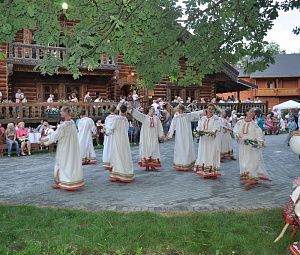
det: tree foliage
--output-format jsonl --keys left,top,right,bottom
{"left": 235, "top": 42, "right": 286, "bottom": 72}
{"left": 0, "top": 0, "right": 298, "bottom": 87}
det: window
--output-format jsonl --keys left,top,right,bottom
{"left": 43, "top": 85, "right": 59, "bottom": 101}
{"left": 267, "top": 80, "right": 277, "bottom": 89}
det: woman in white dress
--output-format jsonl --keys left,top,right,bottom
{"left": 42, "top": 106, "right": 84, "bottom": 191}
{"left": 220, "top": 111, "right": 236, "bottom": 160}
{"left": 167, "top": 104, "right": 203, "bottom": 171}
{"left": 109, "top": 105, "right": 134, "bottom": 183}
{"left": 102, "top": 105, "right": 117, "bottom": 170}
{"left": 233, "top": 107, "right": 271, "bottom": 188}
{"left": 131, "top": 107, "right": 165, "bottom": 171}
{"left": 78, "top": 109, "right": 97, "bottom": 165}
{"left": 194, "top": 104, "right": 221, "bottom": 178}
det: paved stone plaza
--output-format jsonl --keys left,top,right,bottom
{"left": 0, "top": 134, "right": 299, "bottom": 211}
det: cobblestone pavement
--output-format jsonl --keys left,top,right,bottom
{"left": 0, "top": 134, "right": 299, "bottom": 212}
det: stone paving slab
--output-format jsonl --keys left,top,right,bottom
{"left": 0, "top": 134, "right": 299, "bottom": 211}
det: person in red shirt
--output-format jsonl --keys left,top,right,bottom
{"left": 17, "top": 122, "right": 31, "bottom": 156}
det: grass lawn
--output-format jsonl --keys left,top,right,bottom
{"left": 0, "top": 205, "right": 295, "bottom": 255}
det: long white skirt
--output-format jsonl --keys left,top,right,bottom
{"left": 238, "top": 144, "right": 270, "bottom": 180}
{"left": 195, "top": 135, "right": 221, "bottom": 178}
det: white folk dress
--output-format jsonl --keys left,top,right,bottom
{"left": 78, "top": 117, "right": 97, "bottom": 164}
{"left": 109, "top": 115, "right": 134, "bottom": 183}
{"left": 44, "top": 120, "right": 84, "bottom": 190}
{"left": 167, "top": 111, "right": 203, "bottom": 171}
{"left": 220, "top": 117, "right": 234, "bottom": 159}
{"left": 102, "top": 113, "right": 117, "bottom": 169}
{"left": 233, "top": 119, "right": 270, "bottom": 182}
{"left": 132, "top": 109, "right": 164, "bottom": 169}
{"left": 195, "top": 115, "right": 222, "bottom": 178}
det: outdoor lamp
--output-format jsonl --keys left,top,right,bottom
{"left": 62, "top": 2, "right": 68, "bottom": 10}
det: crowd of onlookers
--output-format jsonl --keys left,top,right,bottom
{"left": 1, "top": 88, "right": 299, "bottom": 157}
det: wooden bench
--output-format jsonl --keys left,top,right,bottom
{"left": 0, "top": 143, "right": 8, "bottom": 157}
{"left": 0, "top": 142, "right": 56, "bottom": 157}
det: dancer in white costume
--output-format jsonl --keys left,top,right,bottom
{"left": 42, "top": 106, "right": 84, "bottom": 191}
{"left": 78, "top": 109, "right": 97, "bottom": 165}
{"left": 194, "top": 104, "right": 222, "bottom": 178}
{"left": 102, "top": 105, "right": 117, "bottom": 170}
{"left": 167, "top": 104, "right": 203, "bottom": 171}
{"left": 109, "top": 105, "right": 134, "bottom": 183}
{"left": 130, "top": 106, "right": 165, "bottom": 171}
{"left": 220, "top": 111, "right": 236, "bottom": 160}
{"left": 233, "top": 107, "right": 271, "bottom": 188}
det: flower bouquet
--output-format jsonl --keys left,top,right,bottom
{"left": 244, "top": 139, "right": 263, "bottom": 148}
{"left": 197, "top": 131, "right": 214, "bottom": 137}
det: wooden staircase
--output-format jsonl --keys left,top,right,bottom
{"left": 0, "top": 43, "right": 8, "bottom": 99}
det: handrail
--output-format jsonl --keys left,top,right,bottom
{"left": 7, "top": 43, "right": 117, "bottom": 68}
{"left": 0, "top": 102, "right": 118, "bottom": 123}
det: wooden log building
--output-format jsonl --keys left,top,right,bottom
{"left": 0, "top": 27, "right": 256, "bottom": 108}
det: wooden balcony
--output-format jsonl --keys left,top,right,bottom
{"left": 0, "top": 101, "right": 269, "bottom": 125}
{"left": 7, "top": 43, "right": 117, "bottom": 70}
{"left": 0, "top": 102, "right": 117, "bottom": 124}
{"left": 255, "top": 88, "right": 300, "bottom": 97}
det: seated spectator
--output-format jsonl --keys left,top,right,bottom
{"left": 0, "top": 122, "right": 5, "bottom": 143}
{"left": 17, "top": 122, "right": 31, "bottom": 156}
{"left": 5, "top": 123, "right": 20, "bottom": 157}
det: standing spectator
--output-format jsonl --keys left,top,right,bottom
{"left": 84, "top": 91, "right": 92, "bottom": 103}
{"left": 5, "top": 123, "right": 20, "bottom": 157}
{"left": 0, "top": 122, "right": 5, "bottom": 142}
{"left": 257, "top": 114, "right": 265, "bottom": 131}
{"left": 15, "top": 89, "right": 24, "bottom": 103}
{"left": 0, "top": 91, "right": 2, "bottom": 103}
{"left": 200, "top": 98, "right": 206, "bottom": 103}
{"left": 254, "top": 97, "right": 262, "bottom": 103}
{"left": 245, "top": 98, "right": 251, "bottom": 103}
{"left": 17, "top": 122, "right": 31, "bottom": 156}
{"left": 298, "top": 109, "right": 300, "bottom": 130}
{"left": 186, "top": 96, "right": 192, "bottom": 104}
{"left": 70, "top": 93, "right": 78, "bottom": 103}
{"left": 132, "top": 90, "right": 139, "bottom": 101}
{"left": 151, "top": 100, "right": 159, "bottom": 111}
{"left": 47, "top": 94, "right": 54, "bottom": 103}
{"left": 20, "top": 94, "right": 27, "bottom": 103}
{"left": 94, "top": 94, "right": 103, "bottom": 102}
{"left": 161, "top": 105, "right": 171, "bottom": 135}
{"left": 286, "top": 118, "right": 298, "bottom": 145}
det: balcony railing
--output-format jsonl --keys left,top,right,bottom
{"left": 255, "top": 88, "right": 300, "bottom": 97}
{"left": 0, "top": 102, "right": 269, "bottom": 124}
{"left": 0, "top": 102, "right": 118, "bottom": 124}
{"left": 7, "top": 43, "right": 117, "bottom": 69}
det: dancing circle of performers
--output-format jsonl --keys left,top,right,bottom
{"left": 41, "top": 103, "right": 272, "bottom": 191}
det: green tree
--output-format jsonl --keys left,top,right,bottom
{"left": 235, "top": 42, "right": 286, "bottom": 72}
{"left": 0, "top": 0, "right": 296, "bottom": 88}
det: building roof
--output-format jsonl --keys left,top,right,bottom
{"left": 240, "top": 54, "right": 300, "bottom": 78}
